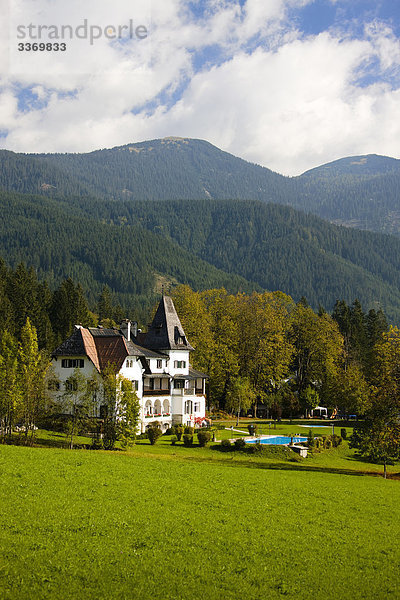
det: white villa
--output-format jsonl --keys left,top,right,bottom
{"left": 51, "top": 295, "right": 208, "bottom": 432}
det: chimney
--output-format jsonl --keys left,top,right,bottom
{"left": 132, "top": 321, "right": 138, "bottom": 338}
{"left": 120, "top": 319, "right": 131, "bottom": 342}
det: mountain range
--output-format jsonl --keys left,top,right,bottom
{"left": 1, "top": 137, "right": 400, "bottom": 234}
{"left": 1, "top": 137, "right": 400, "bottom": 321}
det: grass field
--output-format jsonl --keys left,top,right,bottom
{"left": 1, "top": 434, "right": 399, "bottom": 600}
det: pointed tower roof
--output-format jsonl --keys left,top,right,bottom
{"left": 144, "top": 296, "right": 194, "bottom": 351}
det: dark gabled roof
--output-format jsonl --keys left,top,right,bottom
{"left": 88, "top": 327, "right": 120, "bottom": 337}
{"left": 144, "top": 373, "right": 172, "bottom": 379}
{"left": 125, "top": 339, "right": 147, "bottom": 357}
{"left": 173, "top": 368, "right": 209, "bottom": 380}
{"left": 52, "top": 298, "right": 196, "bottom": 374}
{"left": 189, "top": 367, "right": 209, "bottom": 379}
{"left": 52, "top": 325, "right": 168, "bottom": 375}
{"left": 144, "top": 296, "right": 194, "bottom": 351}
{"left": 127, "top": 340, "right": 168, "bottom": 359}
{"left": 53, "top": 327, "right": 86, "bottom": 356}
{"left": 52, "top": 327, "right": 100, "bottom": 372}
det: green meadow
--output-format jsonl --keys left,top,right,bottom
{"left": 1, "top": 436, "right": 399, "bottom": 600}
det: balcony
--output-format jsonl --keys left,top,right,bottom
{"left": 143, "top": 389, "right": 170, "bottom": 396}
{"left": 172, "top": 388, "right": 204, "bottom": 396}
{"left": 144, "top": 413, "right": 171, "bottom": 420}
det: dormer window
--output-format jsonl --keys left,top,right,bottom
{"left": 174, "top": 326, "right": 186, "bottom": 345}
{"left": 156, "top": 359, "right": 162, "bottom": 369}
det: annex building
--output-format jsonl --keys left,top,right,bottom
{"left": 51, "top": 296, "right": 208, "bottom": 432}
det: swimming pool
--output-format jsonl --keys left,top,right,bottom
{"left": 246, "top": 436, "right": 307, "bottom": 445}
{"left": 299, "top": 425, "right": 331, "bottom": 428}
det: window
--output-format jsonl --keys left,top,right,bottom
{"left": 132, "top": 380, "right": 139, "bottom": 391}
{"left": 61, "top": 359, "right": 84, "bottom": 368}
{"left": 174, "top": 379, "right": 185, "bottom": 389}
{"left": 156, "top": 359, "right": 162, "bottom": 369}
{"left": 194, "top": 402, "right": 200, "bottom": 412}
{"left": 174, "top": 360, "right": 186, "bottom": 369}
{"left": 100, "top": 405, "right": 108, "bottom": 419}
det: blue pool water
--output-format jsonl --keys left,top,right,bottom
{"left": 246, "top": 436, "right": 307, "bottom": 445}
{"left": 299, "top": 425, "right": 331, "bottom": 428}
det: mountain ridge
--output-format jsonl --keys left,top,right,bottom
{"left": 1, "top": 138, "right": 399, "bottom": 235}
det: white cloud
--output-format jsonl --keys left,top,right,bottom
{"left": 0, "top": 0, "right": 400, "bottom": 175}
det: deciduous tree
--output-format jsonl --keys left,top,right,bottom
{"left": 18, "top": 318, "right": 50, "bottom": 444}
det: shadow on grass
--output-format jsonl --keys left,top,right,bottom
{"left": 35, "top": 437, "right": 70, "bottom": 449}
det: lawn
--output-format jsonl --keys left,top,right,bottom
{"left": 0, "top": 439, "right": 399, "bottom": 600}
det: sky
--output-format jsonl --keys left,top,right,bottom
{"left": 0, "top": 0, "right": 399, "bottom": 175}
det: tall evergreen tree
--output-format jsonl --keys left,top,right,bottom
{"left": 51, "top": 278, "right": 92, "bottom": 342}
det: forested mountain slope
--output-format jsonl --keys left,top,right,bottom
{"left": 0, "top": 138, "right": 290, "bottom": 202}
{"left": 0, "top": 191, "right": 256, "bottom": 313}
{"left": 1, "top": 139, "right": 399, "bottom": 235}
{"left": 73, "top": 197, "right": 400, "bottom": 321}
{"left": 3, "top": 189, "right": 400, "bottom": 321}
{"left": 296, "top": 154, "right": 400, "bottom": 233}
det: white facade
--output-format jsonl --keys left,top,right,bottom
{"left": 51, "top": 297, "right": 208, "bottom": 433}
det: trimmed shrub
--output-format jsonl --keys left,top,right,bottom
{"left": 220, "top": 439, "right": 232, "bottom": 451}
{"left": 197, "top": 430, "right": 212, "bottom": 447}
{"left": 183, "top": 434, "right": 193, "bottom": 447}
{"left": 147, "top": 425, "right": 163, "bottom": 445}
{"left": 341, "top": 428, "right": 347, "bottom": 440}
{"left": 184, "top": 426, "right": 194, "bottom": 435}
{"left": 234, "top": 438, "right": 246, "bottom": 451}
{"left": 165, "top": 427, "right": 174, "bottom": 436}
{"left": 171, "top": 435, "right": 178, "bottom": 446}
{"left": 175, "top": 424, "right": 184, "bottom": 441}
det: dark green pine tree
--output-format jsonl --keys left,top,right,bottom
{"left": 366, "top": 308, "right": 388, "bottom": 347}
{"left": 365, "top": 307, "right": 389, "bottom": 378}
{"left": 349, "top": 299, "right": 368, "bottom": 367}
{"left": 0, "top": 259, "right": 13, "bottom": 340}
{"left": 332, "top": 299, "right": 352, "bottom": 360}
{"left": 6, "top": 263, "right": 42, "bottom": 339}
{"left": 98, "top": 285, "right": 114, "bottom": 322}
{"left": 50, "top": 278, "right": 92, "bottom": 342}
{"left": 36, "top": 281, "right": 56, "bottom": 351}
